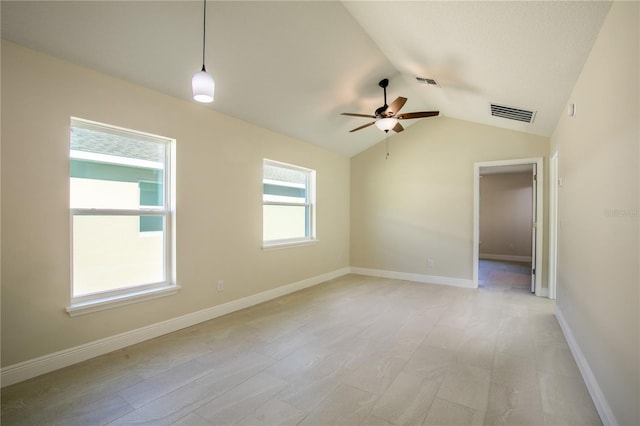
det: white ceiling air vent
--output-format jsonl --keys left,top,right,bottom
{"left": 490, "top": 103, "right": 536, "bottom": 123}
{"left": 416, "top": 77, "right": 440, "bottom": 87}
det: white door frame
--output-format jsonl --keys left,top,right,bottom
{"left": 548, "top": 152, "right": 558, "bottom": 299}
{"left": 473, "top": 157, "right": 544, "bottom": 295}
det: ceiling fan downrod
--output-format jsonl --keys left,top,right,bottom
{"left": 376, "top": 78, "right": 390, "bottom": 117}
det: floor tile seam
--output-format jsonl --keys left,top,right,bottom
{"left": 368, "top": 413, "right": 402, "bottom": 426}
{"left": 14, "top": 376, "right": 143, "bottom": 420}
{"left": 435, "top": 394, "right": 489, "bottom": 417}
{"left": 341, "top": 382, "right": 381, "bottom": 422}
{"left": 0, "top": 384, "right": 106, "bottom": 416}
{"left": 3, "top": 362, "right": 143, "bottom": 408}
{"left": 391, "top": 368, "right": 449, "bottom": 426}
{"left": 103, "top": 395, "right": 156, "bottom": 426}
{"left": 414, "top": 375, "right": 449, "bottom": 426}
{"left": 272, "top": 390, "right": 320, "bottom": 423}
{"left": 117, "top": 358, "right": 221, "bottom": 407}
{"left": 338, "top": 357, "right": 408, "bottom": 402}
{"left": 534, "top": 365, "right": 586, "bottom": 388}
{"left": 128, "top": 357, "right": 209, "bottom": 383}
{"left": 373, "top": 394, "right": 431, "bottom": 426}
{"left": 487, "top": 375, "right": 544, "bottom": 396}
{"left": 244, "top": 322, "right": 312, "bottom": 346}
{"left": 193, "top": 356, "right": 282, "bottom": 414}
{"left": 398, "top": 331, "right": 431, "bottom": 370}
{"left": 13, "top": 395, "right": 132, "bottom": 426}
{"left": 242, "top": 312, "right": 309, "bottom": 330}
{"left": 482, "top": 338, "right": 498, "bottom": 379}
{"left": 171, "top": 411, "right": 212, "bottom": 426}
{"left": 115, "top": 359, "right": 247, "bottom": 420}
{"left": 293, "top": 408, "right": 313, "bottom": 426}
{"left": 531, "top": 339, "right": 572, "bottom": 353}
{"left": 5, "top": 391, "right": 135, "bottom": 423}
{"left": 436, "top": 367, "right": 491, "bottom": 413}
{"left": 211, "top": 384, "right": 292, "bottom": 426}
{"left": 278, "top": 380, "right": 356, "bottom": 424}
{"left": 532, "top": 357, "right": 579, "bottom": 376}
{"left": 194, "top": 379, "right": 292, "bottom": 424}
{"left": 423, "top": 395, "right": 485, "bottom": 425}
{"left": 109, "top": 375, "right": 228, "bottom": 424}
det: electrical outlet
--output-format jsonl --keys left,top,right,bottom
{"left": 217, "top": 280, "right": 224, "bottom": 292}
{"left": 427, "top": 258, "right": 434, "bottom": 268}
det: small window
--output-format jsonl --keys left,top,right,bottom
{"left": 68, "top": 118, "right": 176, "bottom": 315}
{"left": 263, "top": 159, "right": 316, "bottom": 247}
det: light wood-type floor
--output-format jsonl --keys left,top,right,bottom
{"left": 2, "top": 267, "right": 601, "bottom": 425}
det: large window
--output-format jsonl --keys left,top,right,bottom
{"left": 263, "top": 159, "right": 316, "bottom": 247}
{"left": 68, "top": 118, "right": 176, "bottom": 315}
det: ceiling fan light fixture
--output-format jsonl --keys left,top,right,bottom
{"left": 341, "top": 78, "right": 438, "bottom": 134}
{"left": 192, "top": 66, "right": 215, "bottom": 103}
{"left": 375, "top": 117, "right": 399, "bottom": 132}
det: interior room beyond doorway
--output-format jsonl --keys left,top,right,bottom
{"left": 478, "top": 164, "right": 535, "bottom": 293}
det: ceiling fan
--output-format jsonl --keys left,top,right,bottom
{"left": 341, "top": 78, "right": 439, "bottom": 133}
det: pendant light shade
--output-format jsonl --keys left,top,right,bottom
{"left": 193, "top": 0, "right": 214, "bottom": 103}
{"left": 375, "top": 117, "right": 399, "bottom": 132}
{"left": 192, "top": 66, "right": 215, "bottom": 103}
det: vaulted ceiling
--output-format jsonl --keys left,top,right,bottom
{"left": 1, "top": 1, "right": 611, "bottom": 157}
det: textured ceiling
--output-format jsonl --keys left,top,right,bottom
{"left": 1, "top": 1, "right": 611, "bottom": 157}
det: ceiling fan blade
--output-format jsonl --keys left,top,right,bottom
{"left": 349, "top": 121, "right": 376, "bottom": 132}
{"left": 385, "top": 97, "right": 407, "bottom": 116}
{"left": 341, "top": 112, "right": 377, "bottom": 119}
{"left": 396, "top": 111, "right": 440, "bottom": 120}
{"left": 392, "top": 122, "right": 404, "bottom": 133}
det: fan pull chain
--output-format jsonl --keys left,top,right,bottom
{"left": 385, "top": 135, "right": 390, "bottom": 160}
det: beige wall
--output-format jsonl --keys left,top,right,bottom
{"left": 479, "top": 172, "right": 532, "bottom": 260}
{"left": 350, "top": 116, "right": 548, "bottom": 282}
{"left": 0, "top": 41, "right": 350, "bottom": 367}
{"left": 550, "top": 2, "right": 639, "bottom": 425}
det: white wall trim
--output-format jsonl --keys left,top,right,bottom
{"left": 350, "top": 267, "right": 474, "bottom": 289}
{"left": 548, "top": 151, "right": 559, "bottom": 300}
{"left": 479, "top": 254, "right": 532, "bottom": 262}
{"left": 1, "top": 267, "right": 350, "bottom": 388}
{"left": 537, "top": 287, "right": 549, "bottom": 298}
{"left": 556, "top": 306, "right": 618, "bottom": 426}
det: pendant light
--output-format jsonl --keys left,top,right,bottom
{"left": 192, "top": 0, "right": 215, "bottom": 103}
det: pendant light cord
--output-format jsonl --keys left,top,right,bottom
{"left": 201, "top": 0, "right": 207, "bottom": 71}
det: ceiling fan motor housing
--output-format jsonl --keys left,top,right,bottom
{"left": 375, "top": 105, "right": 389, "bottom": 117}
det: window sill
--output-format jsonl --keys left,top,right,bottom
{"left": 66, "top": 284, "right": 181, "bottom": 317}
{"left": 262, "top": 239, "right": 319, "bottom": 251}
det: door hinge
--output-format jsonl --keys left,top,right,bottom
{"left": 533, "top": 174, "right": 537, "bottom": 181}
{"left": 532, "top": 268, "right": 536, "bottom": 275}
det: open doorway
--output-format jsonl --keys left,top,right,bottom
{"left": 473, "top": 158, "right": 544, "bottom": 294}
{"left": 478, "top": 165, "right": 534, "bottom": 292}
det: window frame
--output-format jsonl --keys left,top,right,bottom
{"left": 262, "top": 159, "right": 317, "bottom": 249}
{"left": 67, "top": 118, "right": 178, "bottom": 316}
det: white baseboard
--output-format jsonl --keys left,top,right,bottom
{"left": 479, "top": 253, "right": 532, "bottom": 262}
{"left": 1, "top": 267, "right": 350, "bottom": 388}
{"left": 350, "top": 267, "right": 474, "bottom": 289}
{"left": 555, "top": 306, "right": 617, "bottom": 426}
